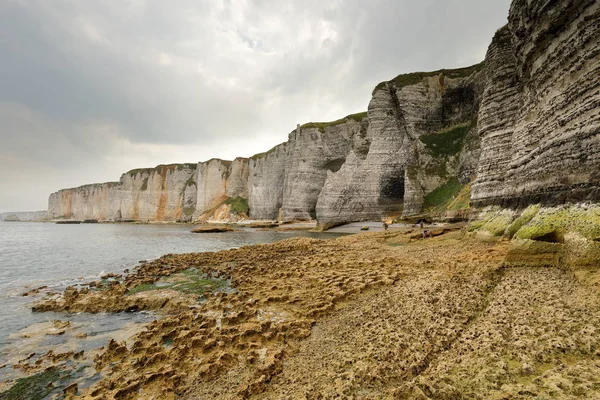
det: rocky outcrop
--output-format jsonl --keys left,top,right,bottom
{"left": 193, "top": 158, "right": 249, "bottom": 220}
{"left": 0, "top": 211, "right": 48, "bottom": 222}
{"left": 247, "top": 144, "right": 288, "bottom": 220}
{"left": 316, "top": 66, "right": 484, "bottom": 228}
{"left": 472, "top": 0, "right": 600, "bottom": 207}
{"left": 282, "top": 117, "right": 367, "bottom": 221}
{"left": 48, "top": 164, "right": 197, "bottom": 222}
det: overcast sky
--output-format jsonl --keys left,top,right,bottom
{"left": 0, "top": 0, "right": 510, "bottom": 212}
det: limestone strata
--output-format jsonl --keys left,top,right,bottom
{"left": 193, "top": 158, "right": 249, "bottom": 219}
{"left": 111, "top": 164, "right": 197, "bottom": 221}
{"left": 316, "top": 67, "right": 484, "bottom": 228}
{"left": 46, "top": 0, "right": 600, "bottom": 224}
{"left": 247, "top": 144, "right": 288, "bottom": 220}
{"left": 472, "top": 0, "right": 600, "bottom": 207}
{"left": 48, "top": 182, "right": 119, "bottom": 221}
{"left": 282, "top": 119, "right": 366, "bottom": 221}
{"left": 48, "top": 164, "right": 197, "bottom": 222}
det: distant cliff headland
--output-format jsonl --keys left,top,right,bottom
{"left": 0, "top": 211, "right": 48, "bottom": 222}
{"left": 48, "top": 0, "right": 600, "bottom": 228}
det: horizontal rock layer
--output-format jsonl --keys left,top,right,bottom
{"left": 472, "top": 0, "right": 600, "bottom": 207}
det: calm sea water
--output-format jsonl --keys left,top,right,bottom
{"left": 0, "top": 222, "right": 343, "bottom": 353}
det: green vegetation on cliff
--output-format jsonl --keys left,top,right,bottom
{"left": 419, "top": 122, "right": 473, "bottom": 156}
{"left": 424, "top": 178, "right": 463, "bottom": 210}
{"left": 250, "top": 144, "right": 281, "bottom": 161}
{"left": 224, "top": 197, "right": 249, "bottom": 215}
{"left": 126, "top": 168, "right": 155, "bottom": 176}
{"left": 126, "top": 163, "right": 197, "bottom": 176}
{"left": 300, "top": 112, "right": 368, "bottom": 133}
{"left": 374, "top": 62, "right": 485, "bottom": 93}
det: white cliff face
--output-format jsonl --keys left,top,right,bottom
{"left": 48, "top": 164, "right": 197, "bottom": 222}
{"left": 193, "top": 159, "right": 231, "bottom": 219}
{"left": 282, "top": 119, "right": 364, "bottom": 221}
{"left": 47, "top": 0, "right": 599, "bottom": 226}
{"left": 315, "top": 68, "right": 483, "bottom": 228}
{"left": 227, "top": 158, "right": 250, "bottom": 199}
{"left": 193, "top": 158, "right": 249, "bottom": 220}
{"left": 315, "top": 88, "right": 410, "bottom": 228}
{"left": 48, "top": 183, "right": 119, "bottom": 220}
{"left": 113, "top": 164, "right": 197, "bottom": 221}
{"left": 247, "top": 144, "right": 288, "bottom": 220}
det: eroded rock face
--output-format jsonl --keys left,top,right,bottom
{"left": 113, "top": 164, "right": 198, "bottom": 222}
{"left": 282, "top": 121, "right": 365, "bottom": 221}
{"left": 316, "top": 86, "right": 410, "bottom": 228}
{"left": 193, "top": 158, "right": 249, "bottom": 220}
{"left": 316, "top": 67, "right": 484, "bottom": 228}
{"left": 472, "top": 0, "right": 600, "bottom": 207}
{"left": 48, "top": 182, "right": 120, "bottom": 221}
{"left": 247, "top": 144, "right": 288, "bottom": 220}
{"left": 48, "top": 164, "right": 197, "bottom": 222}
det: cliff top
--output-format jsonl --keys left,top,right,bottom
{"left": 51, "top": 181, "right": 120, "bottom": 194}
{"left": 373, "top": 61, "right": 485, "bottom": 94}
{"left": 125, "top": 163, "right": 198, "bottom": 176}
{"left": 250, "top": 143, "right": 284, "bottom": 161}
{"left": 299, "top": 111, "right": 368, "bottom": 133}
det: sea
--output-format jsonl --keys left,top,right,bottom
{"left": 0, "top": 221, "right": 344, "bottom": 381}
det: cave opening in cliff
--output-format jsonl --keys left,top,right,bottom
{"left": 324, "top": 158, "right": 346, "bottom": 173}
{"left": 441, "top": 86, "right": 477, "bottom": 122}
{"left": 381, "top": 173, "right": 405, "bottom": 205}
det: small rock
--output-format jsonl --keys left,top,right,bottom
{"left": 191, "top": 226, "right": 234, "bottom": 233}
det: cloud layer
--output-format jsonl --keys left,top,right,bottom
{"left": 0, "top": 0, "right": 510, "bottom": 211}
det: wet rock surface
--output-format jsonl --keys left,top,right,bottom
{"left": 8, "top": 222, "right": 598, "bottom": 399}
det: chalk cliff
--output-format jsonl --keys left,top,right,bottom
{"left": 472, "top": 0, "right": 600, "bottom": 207}
{"left": 47, "top": 0, "right": 600, "bottom": 226}
{"left": 0, "top": 211, "right": 48, "bottom": 222}
{"left": 49, "top": 182, "right": 119, "bottom": 221}
{"left": 48, "top": 164, "right": 197, "bottom": 222}
{"left": 247, "top": 144, "right": 288, "bottom": 220}
{"left": 193, "top": 158, "right": 249, "bottom": 220}
{"left": 316, "top": 66, "right": 484, "bottom": 228}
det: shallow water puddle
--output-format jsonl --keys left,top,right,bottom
{"left": 0, "top": 312, "right": 154, "bottom": 398}
{"left": 128, "top": 267, "right": 234, "bottom": 298}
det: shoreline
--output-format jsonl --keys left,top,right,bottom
{"left": 3, "top": 207, "right": 599, "bottom": 398}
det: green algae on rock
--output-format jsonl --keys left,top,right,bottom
{"left": 0, "top": 369, "right": 61, "bottom": 400}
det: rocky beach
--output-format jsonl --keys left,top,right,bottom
{"left": 2, "top": 204, "right": 599, "bottom": 399}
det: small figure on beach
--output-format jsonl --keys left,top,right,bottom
{"left": 422, "top": 229, "right": 432, "bottom": 239}
{"left": 419, "top": 221, "right": 424, "bottom": 230}
{"left": 383, "top": 222, "right": 388, "bottom": 230}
